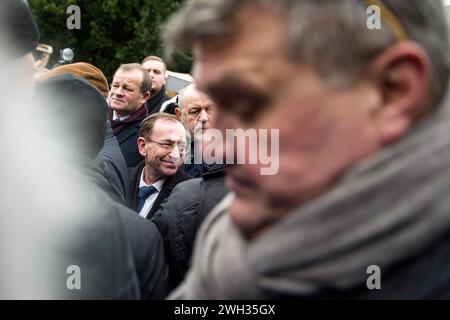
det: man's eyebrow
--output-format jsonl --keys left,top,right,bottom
{"left": 159, "top": 138, "right": 184, "bottom": 143}
{"left": 205, "top": 75, "right": 265, "bottom": 98}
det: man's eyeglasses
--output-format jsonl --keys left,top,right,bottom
{"left": 146, "top": 139, "right": 187, "bottom": 152}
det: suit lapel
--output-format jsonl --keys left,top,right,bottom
{"left": 147, "top": 177, "right": 174, "bottom": 220}
{"left": 126, "top": 161, "right": 145, "bottom": 211}
{"left": 146, "top": 170, "right": 190, "bottom": 220}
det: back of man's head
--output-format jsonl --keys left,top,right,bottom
{"left": 1, "top": 0, "right": 39, "bottom": 59}
{"left": 33, "top": 73, "right": 108, "bottom": 159}
{"left": 36, "top": 62, "right": 110, "bottom": 98}
{"left": 1, "top": 0, "right": 40, "bottom": 99}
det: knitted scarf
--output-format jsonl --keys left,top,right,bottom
{"left": 109, "top": 106, "right": 148, "bottom": 136}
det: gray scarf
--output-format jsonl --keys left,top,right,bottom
{"left": 170, "top": 96, "right": 450, "bottom": 299}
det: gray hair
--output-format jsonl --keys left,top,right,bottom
{"left": 164, "top": 0, "right": 450, "bottom": 106}
{"left": 177, "top": 83, "right": 197, "bottom": 110}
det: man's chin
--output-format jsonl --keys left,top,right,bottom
{"left": 160, "top": 163, "right": 179, "bottom": 176}
{"left": 228, "top": 196, "right": 268, "bottom": 236}
{"left": 110, "top": 105, "right": 125, "bottom": 113}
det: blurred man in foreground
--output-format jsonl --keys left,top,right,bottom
{"left": 0, "top": 0, "right": 140, "bottom": 299}
{"left": 165, "top": 0, "right": 450, "bottom": 299}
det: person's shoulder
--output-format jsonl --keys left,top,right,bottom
{"left": 117, "top": 203, "right": 161, "bottom": 242}
{"left": 152, "top": 178, "right": 202, "bottom": 229}
{"left": 169, "top": 168, "right": 193, "bottom": 184}
{"left": 128, "top": 161, "right": 145, "bottom": 177}
{"left": 174, "top": 178, "right": 203, "bottom": 192}
{"left": 163, "top": 178, "right": 202, "bottom": 206}
{"left": 202, "top": 164, "right": 226, "bottom": 180}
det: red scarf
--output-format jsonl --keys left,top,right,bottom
{"left": 109, "top": 105, "right": 148, "bottom": 136}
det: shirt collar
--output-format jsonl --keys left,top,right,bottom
{"left": 112, "top": 110, "right": 130, "bottom": 122}
{"left": 139, "top": 169, "right": 165, "bottom": 192}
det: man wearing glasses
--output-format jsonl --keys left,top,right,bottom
{"left": 126, "top": 113, "right": 191, "bottom": 219}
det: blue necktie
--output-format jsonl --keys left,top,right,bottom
{"left": 136, "top": 186, "right": 157, "bottom": 213}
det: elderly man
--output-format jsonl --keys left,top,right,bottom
{"left": 165, "top": 0, "right": 450, "bottom": 299}
{"left": 142, "top": 55, "right": 170, "bottom": 114}
{"left": 175, "top": 83, "right": 218, "bottom": 177}
{"left": 152, "top": 84, "right": 226, "bottom": 287}
{"left": 126, "top": 113, "right": 191, "bottom": 220}
{"left": 109, "top": 63, "right": 151, "bottom": 168}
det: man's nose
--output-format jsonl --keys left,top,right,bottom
{"left": 199, "top": 109, "right": 209, "bottom": 122}
{"left": 170, "top": 144, "right": 181, "bottom": 159}
{"left": 113, "top": 87, "right": 124, "bottom": 96}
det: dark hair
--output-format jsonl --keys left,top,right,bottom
{"left": 139, "top": 113, "right": 183, "bottom": 139}
{"left": 1, "top": 0, "right": 39, "bottom": 58}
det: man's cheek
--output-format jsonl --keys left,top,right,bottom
{"left": 146, "top": 149, "right": 160, "bottom": 163}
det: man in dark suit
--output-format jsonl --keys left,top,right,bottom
{"left": 127, "top": 113, "right": 191, "bottom": 220}
{"left": 108, "top": 63, "right": 151, "bottom": 168}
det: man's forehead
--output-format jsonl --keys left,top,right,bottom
{"left": 143, "top": 60, "right": 166, "bottom": 72}
{"left": 113, "top": 69, "right": 142, "bottom": 83}
{"left": 184, "top": 93, "right": 214, "bottom": 108}
{"left": 192, "top": 9, "right": 287, "bottom": 93}
{"left": 152, "top": 119, "right": 185, "bottom": 137}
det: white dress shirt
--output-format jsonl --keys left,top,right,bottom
{"left": 138, "top": 171, "right": 165, "bottom": 219}
{"left": 112, "top": 111, "right": 130, "bottom": 122}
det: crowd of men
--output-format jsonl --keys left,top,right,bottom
{"left": 1, "top": 0, "right": 450, "bottom": 299}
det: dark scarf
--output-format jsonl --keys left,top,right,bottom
{"left": 146, "top": 86, "right": 168, "bottom": 115}
{"left": 109, "top": 106, "right": 148, "bottom": 136}
{"left": 170, "top": 94, "right": 450, "bottom": 299}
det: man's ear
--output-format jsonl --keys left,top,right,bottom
{"left": 175, "top": 107, "right": 182, "bottom": 119}
{"left": 141, "top": 91, "right": 151, "bottom": 104}
{"left": 369, "top": 41, "right": 432, "bottom": 146}
{"left": 137, "top": 137, "right": 147, "bottom": 157}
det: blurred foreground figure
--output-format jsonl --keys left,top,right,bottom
{"left": 36, "top": 62, "right": 129, "bottom": 203}
{"left": 0, "top": 0, "right": 139, "bottom": 299}
{"left": 166, "top": 0, "right": 450, "bottom": 299}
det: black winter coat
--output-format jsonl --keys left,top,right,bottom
{"left": 152, "top": 168, "right": 228, "bottom": 288}
{"left": 115, "top": 121, "right": 144, "bottom": 168}
{"left": 83, "top": 158, "right": 170, "bottom": 299}
{"left": 96, "top": 122, "right": 129, "bottom": 203}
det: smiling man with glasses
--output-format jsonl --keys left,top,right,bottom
{"left": 126, "top": 113, "right": 191, "bottom": 220}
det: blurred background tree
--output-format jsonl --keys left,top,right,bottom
{"left": 29, "top": 0, "right": 191, "bottom": 80}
